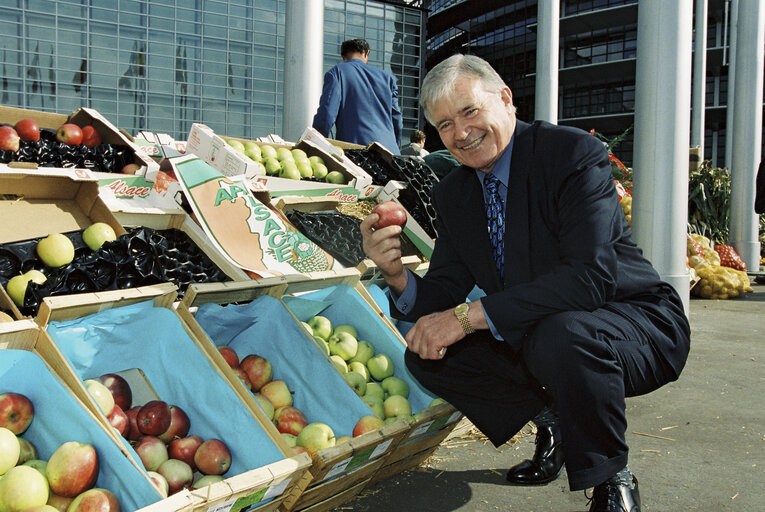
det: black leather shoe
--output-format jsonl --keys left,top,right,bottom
{"left": 506, "top": 424, "right": 564, "bottom": 485}
{"left": 587, "top": 475, "right": 641, "bottom": 512}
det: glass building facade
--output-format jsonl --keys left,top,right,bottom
{"left": 423, "top": 0, "right": 765, "bottom": 168}
{"left": 1, "top": 0, "right": 425, "bottom": 143}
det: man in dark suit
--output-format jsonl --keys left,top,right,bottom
{"left": 312, "top": 38, "right": 402, "bottom": 155}
{"left": 361, "top": 54, "right": 690, "bottom": 512}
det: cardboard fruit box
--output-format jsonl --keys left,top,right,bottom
{"left": 175, "top": 270, "right": 410, "bottom": 512}
{"left": 276, "top": 269, "right": 464, "bottom": 491}
{"left": 0, "top": 319, "right": 184, "bottom": 510}
{"left": 34, "top": 283, "right": 313, "bottom": 512}
{"left": 0, "top": 104, "right": 159, "bottom": 179}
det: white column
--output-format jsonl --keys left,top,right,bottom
{"left": 690, "top": 0, "right": 708, "bottom": 158}
{"left": 632, "top": 0, "right": 694, "bottom": 312}
{"left": 728, "top": 0, "right": 764, "bottom": 270}
{"left": 283, "top": 0, "right": 324, "bottom": 142}
{"left": 535, "top": 0, "right": 559, "bottom": 123}
{"left": 724, "top": 0, "right": 738, "bottom": 169}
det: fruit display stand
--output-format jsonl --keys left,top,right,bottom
{"left": 0, "top": 104, "right": 159, "bottom": 179}
{"left": 34, "top": 283, "right": 313, "bottom": 512}
{"left": 276, "top": 270, "right": 464, "bottom": 489}
{"left": 0, "top": 319, "right": 179, "bottom": 510}
{"left": 175, "top": 272, "right": 411, "bottom": 512}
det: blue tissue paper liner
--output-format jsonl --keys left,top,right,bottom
{"left": 0, "top": 349, "right": 160, "bottom": 510}
{"left": 45, "top": 300, "right": 285, "bottom": 477}
{"left": 194, "top": 294, "right": 373, "bottom": 439}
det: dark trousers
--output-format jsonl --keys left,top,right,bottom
{"left": 405, "top": 292, "right": 690, "bottom": 491}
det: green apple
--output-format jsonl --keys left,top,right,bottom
{"left": 260, "top": 144, "right": 278, "bottom": 160}
{"left": 314, "top": 336, "right": 330, "bottom": 355}
{"left": 367, "top": 353, "right": 394, "bottom": 381}
{"left": 328, "top": 331, "right": 358, "bottom": 361}
{"left": 291, "top": 148, "right": 308, "bottom": 161}
{"left": 301, "top": 322, "right": 313, "bottom": 335}
{"left": 227, "top": 139, "right": 245, "bottom": 153}
{"left": 364, "top": 382, "right": 385, "bottom": 401}
{"left": 0, "top": 465, "right": 48, "bottom": 510}
{"left": 245, "top": 148, "right": 262, "bottom": 162}
{"left": 250, "top": 161, "right": 267, "bottom": 176}
{"left": 336, "top": 435, "right": 353, "bottom": 445}
{"left": 296, "top": 422, "right": 336, "bottom": 455}
{"left": 281, "top": 433, "right": 298, "bottom": 447}
{"left": 244, "top": 141, "right": 261, "bottom": 158}
{"left": 253, "top": 393, "right": 275, "bottom": 421}
{"left": 36, "top": 233, "right": 74, "bottom": 267}
{"left": 343, "top": 371, "right": 366, "bottom": 396}
{"left": 264, "top": 157, "right": 281, "bottom": 176}
{"left": 308, "top": 155, "right": 325, "bottom": 167}
{"left": 6, "top": 270, "right": 47, "bottom": 307}
{"left": 82, "top": 222, "right": 117, "bottom": 251}
{"left": 0, "top": 427, "right": 20, "bottom": 474}
{"left": 381, "top": 376, "right": 409, "bottom": 398}
{"left": 429, "top": 397, "right": 449, "bottom": 408}
{"left": 383, "top": 395, "right": 412, "bottom": 418}
{"left": 362, "top": 395, "right": 384, "bottom": 419}
{"left": 279, "top": 162, "right": 301, "bottom": 180}
{"left": 192, "top": 474, "right": 224, "bottom": 489}
{"left": 276, "top": 147, "right": 294, "bottom": 162}
{"left": 312, "top": 162, "right": 329, "bottom": 180}
{"left": 349, "top": 340, "right": 375, "bottom": 364}
{"left": 84, "top": 378, "right": 115, "bottom": 416}
{"left": 22, "top": 459, "right": 47, "bottom": 476}
{"left": 384, "top": 417, "right": 398, "bottom": 424}
{"left": 329, "top": 355, "right": 348, "bottom": 373}
{"left": 296, "top": 160, "right": 313, "bottom": 178}
{"left": 309, "top": 316, "right": 333, "bottom": 341}
{"left": 333, "top": 324, "right": 358, "bottom": 339}
{"left": 325, "top": 170, "right": 345, "bottom": 184}
{"left": 349, "top": 362, "right": 370, "bottom": 382}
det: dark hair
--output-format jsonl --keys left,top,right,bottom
{"left": 410, "top": 130, "right": 426, "bottom": 144}
{"left": 341, "top": 39, "right": 370, "bottom": 58}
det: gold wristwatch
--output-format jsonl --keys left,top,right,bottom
{"left": 454, "top": 302, "right": 475, "bottom": 334}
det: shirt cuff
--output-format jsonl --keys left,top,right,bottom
{"left": 390, "top": 269, "right": 417, "bottom": 314}
{"left": 485, "top": 311, "right": 504, "bottom": 341}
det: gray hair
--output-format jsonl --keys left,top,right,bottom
{"left": 420, "top": 54, "right": 515, "bottom": 125}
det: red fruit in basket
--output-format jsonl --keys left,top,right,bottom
{"left": 353, "top": 415, "right": 385, "bottom": 437}
{"left": 14, "top": 118, "right": 40, "bottom": 142}
{"left": 66, "top": 488, "right": 119, "bottom": 512}
{"left": 46, "top": 441, "right": 99, "bottom": 497}
{"left": 56, "top": 123, "right": 83, "bottom": 145}
{"left": 157, "top": 458, "right": 193, "bottom": 495}
{"left": 371, "top": 200, "right": 407, "bottom": 229}
{"left": 260, "top": 379, "right": 292, "bottom": 409}
{"left": 194, "top": 439, "right": 231, "bottom": 476}
{"left": 274, "top": 406, "right": 308, "bottom": 436}
{"left": 235, "top": 367, "right": 252, "bottom": 390}
{"left": 0, "top": 125, "right": 20, "bottom": 151}
{"left": 168, "top": 434, "right": 202, "bottom": 472}
{"left": 134, "top": 435, "right": 168, "bottom": 472}
{"left": 240, "top": 354, "right": 273, "bottom": 392}
{"left": 47, "top": 492, "right": 75, "bottom": 512}
{"left": 158, "top": 405, "right": 190, "bottom": 444}
{"left": 98, "top": 373, "right": 133, "bottom": 411}
{"left": 137, "top": 400, "right": 172, "bottom": 436}
{"left": 106, "top": 404, "right": 128, "bottom": 437}
{"left": 16, "top": 437, "right": 38, "bottom": 464}
{"left": 125, "top": 406, "right": 142, "bottom": 441}
{"left": 218, "top": 346, "right": 240, "bottom": 368}
{"left": 120, "top": 163, "right": 140, "bottom": 175}
{"left": 80, "top": 125, "right": 102, "bottom": 147}
{"left": 0, "top": 392, "right": 34, "bottom": 435}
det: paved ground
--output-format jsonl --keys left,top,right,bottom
{"left": 338, "top": 282, "right": 765, "bottom": 511}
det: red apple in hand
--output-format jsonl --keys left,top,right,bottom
{"left": 158, "top": 405, "right": 190, "bottom": 443}
{"left": 106, "top": 404, "right": 128, "bottom": 437}
{"left": 194, "top": 439, "right": 231, "bottom": 476}
{"left": 46, "top": 441, "right": 99, "bottom": 497}
{"left": 137, "top": 400, "right": 171, "bottom": 435}
{"left": 274, "top": 406, "right": 308, "bottom": 436}
{"left": 0, "top": 126, "right": 20, "bottom": 151}
{"left": 0, "top": 392, "right": 35, "bottom": 435}
{"left": 56, "top": 123, "right": 83, "bottom": 145}
{"left": 240, "top": 354, "right": 273, "bottom": 391}
{"left": 98, "top": 373, "right": 132, "bottom": 411}
{"left": 168, "top": 435, "right": 202, "bottom": 471}
{"left": 80, "top": 125, "right": 102, "bottom": 147}
{"left": 371, "top": 200, "right": 407, "bottom": 229}
{"left": 14, "top": 118, "right": 40, "bottom": 142}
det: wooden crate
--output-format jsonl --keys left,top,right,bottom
{"left": 34, "top": 284, "right": 313, "bottom": 512}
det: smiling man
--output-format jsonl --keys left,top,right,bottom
{"left": 360, "top": 54, "right": 690, "bottom": 512}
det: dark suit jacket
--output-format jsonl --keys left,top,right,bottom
{"left": 396, "top": 120, "right": 683, "bottom": 362}
{"left": 312, "top": 59, "right": 402, "bottom": 155}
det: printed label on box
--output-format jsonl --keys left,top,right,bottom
{"left": 262, "top": 477, "right": 291, "bottom": 500}
{"left": 324, "top": 456, "right": 353, "bottom": 481}
{"left": 231, "top": 486, "right": 269, "bottom": 511}
{"left": 206, "top": 498, "right": 237, "bottom": 512}
{"left": 98, "top": 175, "right": 182, "bottom": 212}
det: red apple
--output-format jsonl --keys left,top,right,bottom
{"left": 56, "top": 123, "right": 83, "bottom": 145}
{"left": 218, "top": 346, "right": 240, "bottom": 368}
{"left": 66, "top": 488, "right": 119, "bottom": 512}
{"left": 371, "top": 200, "right": 407, "bottom": 229}
{"left": 240, "top": 354, "right": 273, "bottom": 391}
{"left": 0, "top": 126, "right": 20, "bottom": 151}
{"left": 147, "top": 471, "right": 169, "bottom": 498}
{"left": 157, "top": 458, "right": 193, "bottom": 495}
{"left": 0, "top": 392, "right": 35, "bottom": 435}
{"left": 98, "top": 373, "right": 133, "bottom": 411}
{"left": 14, "top": 118, "right": 40, "bottom": 142}
{"left": 80, "top": 125, "right": 102, "bottom": 147}
{"left": 134, "top": 435, "right": 168, "bottom": 472}
{"left": 260, "top": 379, "right": 292, "bottom": 409}
{"left": 235, "top": 367, "right": 252, "bottom": 390}
{"left": 47, "top": 492, "right": 74, "bottom": 512}
{"left": 120, "top": 163, "right": 140, "bottom": 175}
{"left": 46, "top": 441, "right": 99, "bottom": 497}
{"left": 17, "top": 436, "right": 38, "bottom": 464}
{"left": 158, "top": 405, "right": 190, "bottom": 444}
{"left": 274, "top": 406, "right": 308, "bottom": 436}
{"left": 292, "top": 445, "right": 308, "bottom": 456}
{"left": 137, "top": 400, "right": 171, "bottom": 435}
{"left": 353, "top": 415, "right": 385, "bottom": 437}
{"left": 194, "top": 439, "right": 231, "bottom": 476}
{"left": 106, "top": 404, "right": 128, "bottom": 437}
{"left": 168, "top": 435, "right": 202, "bottom": 472}
{"left": 124, "top": 406, "right": 142, "bottom": 442}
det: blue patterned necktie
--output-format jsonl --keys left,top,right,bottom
{"left": 484, "top": 173, "right": 505, "bottom": 282}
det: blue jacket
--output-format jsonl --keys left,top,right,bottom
{"left": 312, "top": 58, "right": 402, "bottom": 155}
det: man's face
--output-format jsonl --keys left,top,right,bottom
{"left": 429, "top": 77, "right": 516, "bottom": 173}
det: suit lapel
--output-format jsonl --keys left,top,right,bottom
{"left": 504, "top": 121, "right": 533, "bottom": 288}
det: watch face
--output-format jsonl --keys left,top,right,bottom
{"left": 456, "top": 303, "right": 469, "bottom": 315}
